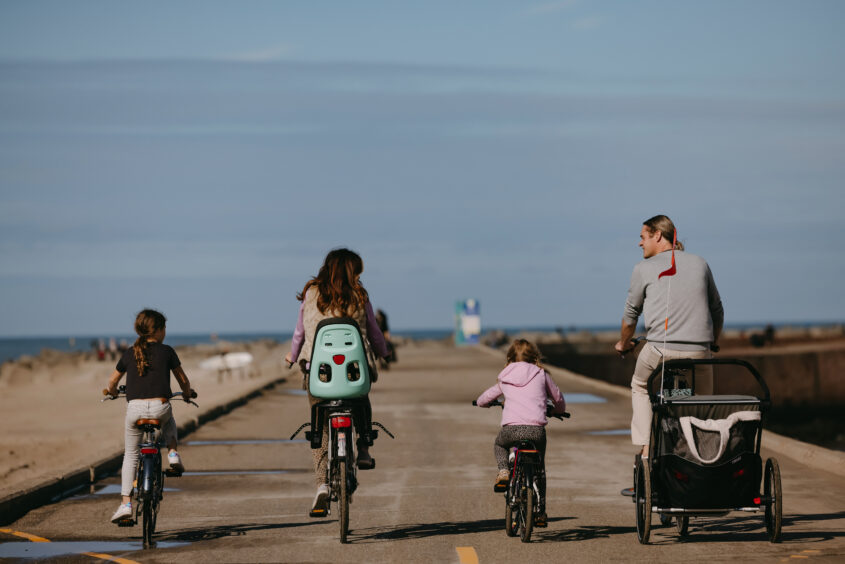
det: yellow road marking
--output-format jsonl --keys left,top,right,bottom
{"left": 456, "top": 546, "right": 479, "bottom": 564}
{"left": 83, "top": 552, "right": 141, "bottom": 564}
{"left": 0, "top": 527, "right": 141, "bottom": 564}
{"left": 790, "top": 556, "right": 809, "bottom": 559}
{"left": 0, "top": 528, "right": 50, "bottom": 542}
{"left": 802, "top": 550, "right": 821, "bottom": 554}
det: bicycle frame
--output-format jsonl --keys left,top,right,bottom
{"left": 102, "top": 386, "right": 197, "bottom": 548}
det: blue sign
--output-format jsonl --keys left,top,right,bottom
{"left": 455, "top": 299, "right": 481, "bottom": 345}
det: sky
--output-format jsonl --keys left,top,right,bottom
{"left": 1, "top": 1, "right": 843, "bottom": 337}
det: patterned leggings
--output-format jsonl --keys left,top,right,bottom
{"left": 494, "top": 425, "right": 547, "bottom": 511}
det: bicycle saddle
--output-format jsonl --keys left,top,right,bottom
{"left": 135, "top": 418, "right": 161, "bottom": 427}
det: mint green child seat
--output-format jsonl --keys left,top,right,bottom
{"left": 308, "top": 317, "right": 371, "bottom": 399}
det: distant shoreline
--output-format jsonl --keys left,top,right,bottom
{"left": 2, "top": 321, "right": 843, "bottom": 364}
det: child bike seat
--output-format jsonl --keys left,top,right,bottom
{"left": 135, "top": 419, "right": 161, "bottom": 427}
{"left": 308, "top": 318, "right": 371, "bottom": 399}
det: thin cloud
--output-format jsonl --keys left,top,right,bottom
{"left": 223, "top": 43, "right": 293, "bottom": 62}
{"left": 573, "top": 15, "right": 603, "bottom": 30}
{"left": 527, "top": 1, "right": 578, "bottom": 15}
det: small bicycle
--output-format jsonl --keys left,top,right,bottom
{"left": 102, "top": 385, "right": 198, "bottom": 548}
{"left": 473, "top": 399, "right": 569, "bottom": 543}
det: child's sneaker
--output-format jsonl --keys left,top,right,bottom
{"left": 494, "top": 469, "right": 509, "bottom": 492}
{"left": 167, "top": 451, "right": 184, "bottom": 473}
{"left": 110, "top": 502, "right": 132, "bottom": 524}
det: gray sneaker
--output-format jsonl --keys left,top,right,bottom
{"left": 309, "top": 484, "right": 329, "bottom": 518}
{"left": 110, "top": 502, "right": 133, "bottom": 523}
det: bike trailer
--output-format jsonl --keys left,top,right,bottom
{"left": 309, "top": 318, "right": 371, "bottom": 399}
{"left": 654, "top": 395, "right": 763, "bottom": 509}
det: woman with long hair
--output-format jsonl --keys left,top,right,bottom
{"left": 285, "top": 248, "right": 388, "bottom": 517}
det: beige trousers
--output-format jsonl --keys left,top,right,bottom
{"left": 630, "top": 343, "right": 712, "bottom": 447}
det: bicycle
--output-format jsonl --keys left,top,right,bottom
{"left": 473, "top": 399, "right": 569, "bottom": 543}
{"left": 102, "top": 385, "right": 198, "bottom": 548}
{"left": 291, "top": 398, "right": 394, "bottom": 544}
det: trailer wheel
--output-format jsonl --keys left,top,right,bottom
{"left": 764, "top": 458, "right": 782, "bottom": 543}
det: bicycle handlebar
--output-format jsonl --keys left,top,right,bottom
{"left": 102, "top": 385, "right": 199, "bottom": 407}
{"left": 472, "top": 399, "right": 570, "bottom": 419}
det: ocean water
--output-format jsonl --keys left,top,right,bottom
{"left": 1, "top": 321, "right": 837, "bottom": 364}
{"left": 0, "top": 329, "right": 452, "bottom": 363}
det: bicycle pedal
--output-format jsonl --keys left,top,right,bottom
{"left": 494, "top": 481, "right": 508, "bottom": 493}
{"left": 117, "top": 519, "right": 136, "bottom": 527}
{"left": 164, "top": 468, "right": 183, "bottom": 477}
{"left": 309, "top": 508, "right": 328, "bottom": 518}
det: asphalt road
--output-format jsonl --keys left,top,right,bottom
{"left": 2, "top": 341, "right": 844, "bottom": 563}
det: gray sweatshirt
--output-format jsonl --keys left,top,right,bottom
{"left": 623, "top": 250, "right": 724, "bottom": 351}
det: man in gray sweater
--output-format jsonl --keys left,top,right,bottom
{"left": 615, "top": 215, "right": 724, "bottom": 455}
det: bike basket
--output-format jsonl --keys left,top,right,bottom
{"left": 309, "top": 318, "right": 371, "bottom": 399}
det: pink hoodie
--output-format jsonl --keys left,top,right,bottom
{"left": 476, "top": 362, "right": 567, "bottom": 426}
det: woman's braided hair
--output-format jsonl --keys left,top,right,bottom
{"left": 133, "top": 309, "right": 167, "bottom": 377}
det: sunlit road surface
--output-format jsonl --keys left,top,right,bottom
{"left": 2, "top": 341, "right": 844, "bottom": 563}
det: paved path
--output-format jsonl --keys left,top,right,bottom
{"left": 2, "top": 342, "right": 844, "bottom": 563}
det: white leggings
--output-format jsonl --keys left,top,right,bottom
{"left": 121, "top": 399, "right": 178, "bottom": 496}
{"left": 630, "top": 343, "right": 712, "bottom": 447}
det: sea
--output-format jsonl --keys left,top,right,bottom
{"left": 0, "top": 329, "right": 457, "bottom": 364}
{"left": 2, "top": 321, "right": 834, "bottom": 364}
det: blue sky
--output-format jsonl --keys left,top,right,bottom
{"left": 1, "top": 1, "right": 843, "bottom": 337}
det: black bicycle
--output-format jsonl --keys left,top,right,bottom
{"left": 291, "top": 398, "right": 394, "bottom": 543}
{"left": 102, "top": 385, "right": 198, "bottom": 548}
{"left": 473, "top": 399, "right": 569, "bottom": 542}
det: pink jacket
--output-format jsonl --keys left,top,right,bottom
{"left": 476, "top": 362, "right": 567, "bottom": 426}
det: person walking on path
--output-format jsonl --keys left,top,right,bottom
{"left": 284, "top": 248, "right": 388, "bottom": 517}
{"left": 614, "top": 215, "right": 724, "bottom": 457}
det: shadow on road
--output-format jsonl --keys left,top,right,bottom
{"left": 534, "top": 524, "right": 636, "bottom": 542}
{"left": 349, "top": 516, "right": 576, "bottom": 543}
{"left": 155, "top": 520, "right": 329, "bottom": 543}
{"left": 648, "top": 511, "right": 845, "bottom": 545}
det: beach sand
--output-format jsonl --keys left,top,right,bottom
{"left": 0, "top": 339, "right": 292, "bottom": 501}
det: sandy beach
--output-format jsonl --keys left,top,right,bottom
{"left": 0, "top": 339, "right": 292, "bottom": 501}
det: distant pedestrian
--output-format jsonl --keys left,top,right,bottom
{"left": 614, "top": 215, "right": 724, "bottom": 459}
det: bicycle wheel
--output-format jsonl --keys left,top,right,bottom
{"left": 140, "top": 457, "right": 159, "bottom": 548}
{"left": 635, "top": 457, "right": 652, "bottom": 544}
{"left": 675, "top": 515, "right": 689, "bottom": 536}
{"left": 764, "top": 458, "right": 782, "bottom": 543}
{"left": 338, "top": 459, "right": 349, "bottom": 543}
{"left": 519, "top": 469, "right": 534, "bottom": 543}
{"left": 504, "top": 477, "right": 517, "bottom": 537}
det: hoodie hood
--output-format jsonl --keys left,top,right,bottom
{"left": 497, "top": 362, "right": 545, "bottom": 387}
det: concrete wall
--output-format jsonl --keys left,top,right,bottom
{"left": 538, "top": 341, "right": 845, "bottom": 407}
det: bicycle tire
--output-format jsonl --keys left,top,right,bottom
{"left": 338, "top": 459, "right": 349, "bottom": 543}
{"left": 504, "top": 475, "right": 517, "bottom": 537}
{"left": 140, "top": 456, "right": 159, "bottom": 548}
{"left": 635, "top": 457, "right": 652, "bottom": 544}
{"left": 764, "top": 458, "right": 782, "bottom": 543}
{"left": 520, "top": 468, "right": 534, "bottom": 543}
{"left": 675, "top": 515, "right": 690, "bottom": 536}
